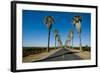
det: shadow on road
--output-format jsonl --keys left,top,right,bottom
{"left": 33, "top": 51, "right": 80, "bottom": 62}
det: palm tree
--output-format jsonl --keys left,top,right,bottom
{"left": 57, "top": 35, "right": 62, "bottom": 48}
{"left": 65, "top": 40, "right": 69, "bottom": 48}
{"left": 65, "top": 35, "right": 70, "bottom": 48}
{"left": 69, "top": 29, "right": 74, "bottom": 49}
{"left": 44, "top": 16, "right": 54, "bottom": 52}
{"left": 65, "top": 30, "right": 73, "bottom": 49}
{"left": 54, "top": 29, "right": 58, "bottom": 49}
{"left": 72, "top": 16, "right": 82, "bottom": 51}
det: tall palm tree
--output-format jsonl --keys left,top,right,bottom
{"left": 69, "top": 29, "right": 74, "bottom": 49}
{"left": 72, "top": 16, "right": 82, "bottom": 51}
{"left": 44, "top": 16, "right": 54, "bottom": 52}
{"left": 54, "top": 29, "right": 58, "bottom": 49}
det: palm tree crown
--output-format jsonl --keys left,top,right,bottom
{"left": 72, "top": 16, "right": 82, "bottom": 34}
{"left": 44, "top": 16, "right": 54, "bottom": 29}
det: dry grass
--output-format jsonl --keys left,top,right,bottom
{"left": 66, "top": 48, "right": 91, "bottom": 59}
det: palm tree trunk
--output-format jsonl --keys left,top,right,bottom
{"left": 55, "top": 37, "right": 56, "bottom": 49}
{"left": 47, "top": 29, "right": 50, "bottom": 52}
{"left": 72, "top": 38, "right": 73, "bottom": 49}
{"left": 79, "top": 34, "right": 82, "bottom": 51}
{"left": 69, "top": 41, "right": 71, "bottom": 49}
{"left": 70, "top": 42, "right": 71, "bottom": 49}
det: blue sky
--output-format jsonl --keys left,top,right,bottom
{"left": 22, "top": 10, "right": 91, "bottom": 47}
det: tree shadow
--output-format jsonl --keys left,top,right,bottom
{"left": 33, "top": 51, "right": 80, "bottom": 62}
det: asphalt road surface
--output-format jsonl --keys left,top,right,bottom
{"left": 35, "top": 48, "right": 83, "bottom": 62}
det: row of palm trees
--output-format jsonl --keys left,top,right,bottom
{"left": 44, "top": 15, "right": 82, "bottom": 52}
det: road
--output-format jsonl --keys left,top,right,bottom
{"left": 35, "top": 48, "right": 83, "bottom": 62}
